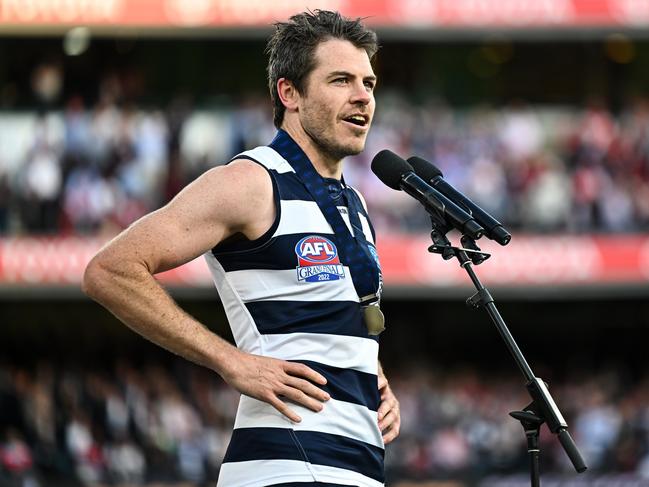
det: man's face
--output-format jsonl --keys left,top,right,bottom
{"left": 297, "top": 38, "right": 376, "bottom": 161}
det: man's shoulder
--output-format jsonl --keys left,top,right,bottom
{"left": 202, "top": 157, "right": 272, "bottom": 189}
{"left": 188, "top": 159, "right": 275, "bottom": 240}
{"left": 190, "top": 158, "right": 274, "bottom": 224}
{"left": 232, "top": 145, "right": 295, "bottom": 175}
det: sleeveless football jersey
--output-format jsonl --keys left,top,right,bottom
{"left": 206, "top": 132, "right": 384, "bottom": 487}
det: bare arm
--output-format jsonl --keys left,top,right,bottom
{"left": 83, "top": 160, "right": 329, "bottom": 421}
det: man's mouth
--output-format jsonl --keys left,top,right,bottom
{"left": 342, "top": 114, "right": 369, "bottom": 127}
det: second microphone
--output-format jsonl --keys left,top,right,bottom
{"left": 371, "top": 150, "right": 485, "bottom": 240}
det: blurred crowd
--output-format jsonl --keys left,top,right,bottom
{"left": 1, "top": 90, "right": 649, "bottom": 237}
{"left": 0, "top": 359, "right": 238, "bottom": 487}
{"left": 386, "top": 364, "right": 649, "bottom": 482}
{"left": 1, "top": 358, "right": 648, "bottom": 486}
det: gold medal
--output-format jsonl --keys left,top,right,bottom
{"left": 363, "top": 303, "right": 385, "bottom": 336}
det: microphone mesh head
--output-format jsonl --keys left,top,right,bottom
{"left": 371, "top": 150, "right": 413, "bottom": 190}
{"left": 408, "top": 156, "right": 443, "bottom": 181}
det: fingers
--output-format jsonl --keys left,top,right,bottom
{"left": 265, "top": 380, "right": 328, "bottom": 422}
{"left": 377, "top": 378, "right": 401, "bottom": 444}
{"left": 282, "top": 363, "right": 330, "bottom": 412}
{"left": 377, "top": 383, "right": 395, "bottom": 419}
{"left": 382, "top": 419, "right": 400, "bottom": 444}
{"left": 378, "top": 408, "right": 396, "bottom": 431}
{"left": 285, "top": 376, "right": 330, "bottom": 402}
{"left": 227, "top": 355, "right": 331, "bottom": 423}
{"left": 266, "top": 360, "right": 331, "bottom": 421}
{"left": 279, "top": 384, "right": 326, "bottom": 413}
{"left": 379, "top": 407, "right": 401, "bottom": 444}
{"left": 267, "top": 394, "right": 302, "bottom": 423}
{"left": 284, "top": 362, "right": 327, "bottom": 385}
{"left": 280, "top": 368, "right": 330, "bottom": 414}
{"left": 377, "top": 400, "right": 390, "bottom": 422}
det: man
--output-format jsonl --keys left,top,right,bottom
{"left": 84, "top": 10, "right": 399, "bottom": 487}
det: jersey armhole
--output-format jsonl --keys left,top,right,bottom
{"left": 211, "top": 157, "right": 281, "bottom": 255}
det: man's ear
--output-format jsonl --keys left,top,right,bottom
{"left": 277, "top": 78, "right": 300, "bottom": 112}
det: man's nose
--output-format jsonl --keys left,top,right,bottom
{"left": 350, "top": 81, "right": 372, "bottom": 105}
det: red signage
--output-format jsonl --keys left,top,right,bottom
{"left": 1, "top": 234, "right": 648, "bottom": 290}
{"left": 378, "top": 234, "right": 649, "bottom": 287}
{"left": 0, "top": 0, "right": 648, "bottom": 28}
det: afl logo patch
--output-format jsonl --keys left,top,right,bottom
{"left": 295, "top": 236, "right": 345, "bottom": 282}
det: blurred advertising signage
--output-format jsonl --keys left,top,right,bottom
{"left": 378, "top": 234, "right": 649, "bottom": 287}
{"left": 0, "top": 235, "right": 648, "bottom": 289}
{"left": 0, "top": 0, "right": 648, "bottom": 28}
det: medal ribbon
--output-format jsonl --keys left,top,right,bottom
{"left": 270, "top": 130, "right": 381, "bottom": 304}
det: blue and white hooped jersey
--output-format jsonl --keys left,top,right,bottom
{"left": 205, "top": 144, "right": 384, "bottom": 487}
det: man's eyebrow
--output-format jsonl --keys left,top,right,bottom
{"left": 328, "top": 70, "right": 377, "bottom": 81}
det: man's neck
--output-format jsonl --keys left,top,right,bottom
{"left": 281, "top": 123, "right": 343, "bottom": 180}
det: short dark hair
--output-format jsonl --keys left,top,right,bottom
{"left": 266, "top": 10, "right": 379, "bottom": 129}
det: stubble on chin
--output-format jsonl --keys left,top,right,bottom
{"left": 300, "top": 104, "right": 369, "bottom": 160}
{"left": 326, "top": 138, "right": 365, "bottom": 161}
{"left": 306, "top": 125, "right": 367, "bottom": 161}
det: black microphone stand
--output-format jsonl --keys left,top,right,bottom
{"left": 427, "top": 218, "right": 587, "bottom": 486}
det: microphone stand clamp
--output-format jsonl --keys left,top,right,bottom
{"left": 427, "top": 217, "right": 491, "bottom": 266}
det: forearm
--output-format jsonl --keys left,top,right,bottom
{"left": 83, "top": 258, "right": 236, "bottom": 376}
{"left": 83, "top": 257, "right": 333, "bottom": 422}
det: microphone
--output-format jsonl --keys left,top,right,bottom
{"left": 371, "top": 150, "right": 484, "bottom": 240}
{"left": 408, "top": 156, "right": 512, "bottom": 246}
